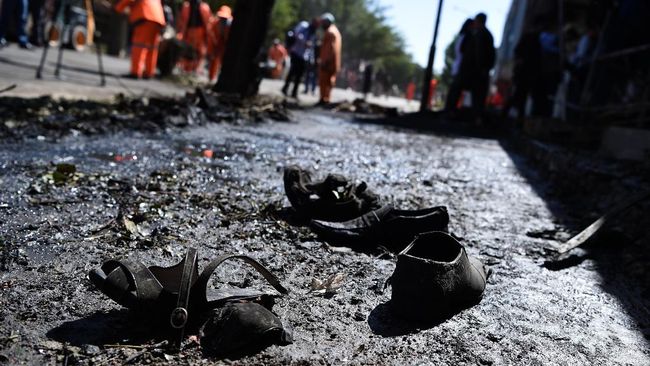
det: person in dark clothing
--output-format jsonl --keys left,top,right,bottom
{"left": 282, "top": 18, "right": 318, "bottom": 98}
{"left": 507, "top": 20, "right": 543, "bottom": 119}
{"left": 0, "top": 0, "right": 32, "bottom": 49}
{"left": 28, "top": 0, "right": 46, "bottom": 46}
{"left": 444, "top": 18, "right": 474, "bottom": 112}
{"left": 533, "top": 25, "right": 561, "bottom": 117}
{"left": 464, "top": 13, "right": 495, "bottom": 122}
{"left": 303, "top": 39, "right": 318, "bottom": 94}
{"left": 362, "top": 62, "right": 373, "bottom": 99}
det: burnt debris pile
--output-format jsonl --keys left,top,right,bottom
{"left": 0, "top": 90, "right": 291, "bottom": 140}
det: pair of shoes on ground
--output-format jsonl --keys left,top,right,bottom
{"left": 283, "top": 165, "right": 447, "bottom": 252}
{"left": 89, "top": 249, "right": 292, "bottom": 356}
{"left": 283, "top": 165, "right": 381, "bottom": 222}
{"left": 284, "top": 165, "right": 489, "bottom": 320}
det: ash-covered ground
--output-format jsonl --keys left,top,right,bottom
{"left": 0, "top": 103, "right": 648, "bottom": 365}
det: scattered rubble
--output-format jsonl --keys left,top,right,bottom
{"left": 0, "top": 90, "right": 291, "bottom": 140}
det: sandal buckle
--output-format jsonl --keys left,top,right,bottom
{"left": 170, "top": 307, "right": 188, "bottom": 329}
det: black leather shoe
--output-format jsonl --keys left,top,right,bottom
{"left": 283, "top": 165, "right": 380, "bottom": 221}
{"left": 389, "top": 231, "right": 488, "bottom": 320}
{"left": 309, "top": 204, "right": 449, "bottom": 252}
{"left": 200, "top": 302, "right": 292, "bottom": 357}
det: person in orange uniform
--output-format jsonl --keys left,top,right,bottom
{"left": 317, "top": 13, "right": 341, "bottom": 104}
{"left": 177, "top": 0, "right": 212, "bottom": 73}
{"left": 267, "top": 38, "right": 288, "bottom": 79}
{"left": 406, "top": 80, "right": 416, "bottom": 102}
{"left": 207, "top": 5, "right": 232, "bottom": 82}
{"left": 114, "top": 0, "right": 166, "bottom": 79}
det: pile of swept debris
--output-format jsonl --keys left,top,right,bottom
{"left": 0, "top": 89, "right": 291, "bottom": 140}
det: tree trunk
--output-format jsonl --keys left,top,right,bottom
{"left": 214, "top": 0, "right": 275, "bottom": 97}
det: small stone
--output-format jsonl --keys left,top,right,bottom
{"left": 82, "top": 344, "right": 100, "bottom": 355}
{"left": 353, "top": 311, "right": 365, "bottom": 321}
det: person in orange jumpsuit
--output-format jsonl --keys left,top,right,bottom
{"left": 406, "top": 81, "right": 416, "bottom": 102}
{"left": 318, "top": 13, "right": 341, "bottom": 104}
{"left": 267, "top": 38, "right": 288, "bottom": 79}
{"left": 427, "top": 78, "right": 438, "bottom": 109}
{"left": 114, "top": 0, "right": 166, "bottom": 79}
{"left": 177, "top": 0, "right": 212, "bottom": 73}
{"left": 207, "top": 5, "right": 232, "bottom": 82}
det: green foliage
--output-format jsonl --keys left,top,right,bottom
{"left": 174, "top": 0, "right": 422, "bottom": 92}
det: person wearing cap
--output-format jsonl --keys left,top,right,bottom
{"left": 318, "top": 13, "right": 341, "bottom": 104}
{"left": 268, "top": 38, "right": 288, "bottom": 79}
{"left": 114, "top": 0, "right": 166, "bottom": 79}
{"left": 177, "top": 0, "right": 212, "bottom": 73}
{"left": 207, "top": 5, "right": 232, "bottom": 82}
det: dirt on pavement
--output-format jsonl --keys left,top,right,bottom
{"left": 0, "top": 95, "right": 649, "bottom": 365}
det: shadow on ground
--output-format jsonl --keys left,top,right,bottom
{"left": 352, "top": 110, "right": 650, "bottom": 345}
{"left": 367, "top": 302, "right": 450, "bottom": 337}
{"left": 47, "top": 310, "right": 160, "bottom": 346}
{"left": 498, "top": 138, "right": 650, "bottom": 344}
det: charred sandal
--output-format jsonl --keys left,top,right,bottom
{"left": 89, "top": 249, "right": 288, "bottom": 349}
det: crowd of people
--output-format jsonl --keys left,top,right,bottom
{"left": 0, "top": 1, "right": 502, "bottom": 117}
{"left": 505, "top": 15, "right": 599, "bottom": 120}
{"left": 267, "top": 13, "right": 341, "bottom": 105}
{"left": 115, "top": 0, "right": 233, "bottom": 81}
{"left": 444, "top": 13, "right": 496, "bottom": 124}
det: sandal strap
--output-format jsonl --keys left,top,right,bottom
{"left": 169, "top": 247, "right": 198, "bottom": 349}
{"left": 95, "top": 259, "right": 163, "bottom": 310}
{"left": 193, "top": 254, "right": 288, "bottom": 309}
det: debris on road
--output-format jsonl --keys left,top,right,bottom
{"left": 309, "top": 272, "right": 346, "bottom": 296}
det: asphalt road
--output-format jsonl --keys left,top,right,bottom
{"left": 0, "top": 105, "right": 648, "bottom": 364}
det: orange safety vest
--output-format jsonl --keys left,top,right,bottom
{"left": 319, "top": 24, "right": 342, "bottom": 74}
{"left": 114, "top": 0, "right": 165, "bottom": 26}
{"left": 177, "top": 1, "right": 212, "bottom": 38}
{"left": 208, "top": 16, "right": 231, "bottom": 56}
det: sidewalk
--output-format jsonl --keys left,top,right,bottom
{"left": 0, "top": 45, "right": 418, "bottom": 111}
{"left": 0, "top": 44, "right": 192, "bottom": 99}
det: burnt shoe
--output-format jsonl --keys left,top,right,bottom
{"left": 200, "top": 302, "right": 292, "bottom": 357}
{"left": 309, "top": 204, "right": 449, "bottom": 252}
{"left": 389, "top": 231, "right": 488, "bottom": 320}
{"left": 283, "top": 165, "right": 380, "bottom": 221}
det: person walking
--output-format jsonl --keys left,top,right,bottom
{"left": 317, "top": 12, "right": 341, "bottom": 105}
{"left": 207, "top": 5, "right": 232, "bottom": 82}
{"left": 268, "top": 38, "right": 288, "bottom": 79}
{"left": 282, "top": 18, "right": 318, "bottom": 98}
{"left": 0, "top": 0, "right": 31, "bottom": 49}
{"left": 444, "top": 18, "right": 474, "bottom": 112}
{"left": 177, "top": 0, "right": 212, "bottom": 73}
{"left": 114, "top": 0, "right": 166, "bottom": 79}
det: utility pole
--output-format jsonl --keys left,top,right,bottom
{"left": 420, "top": 0, "right": 444, "bottom": 112}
